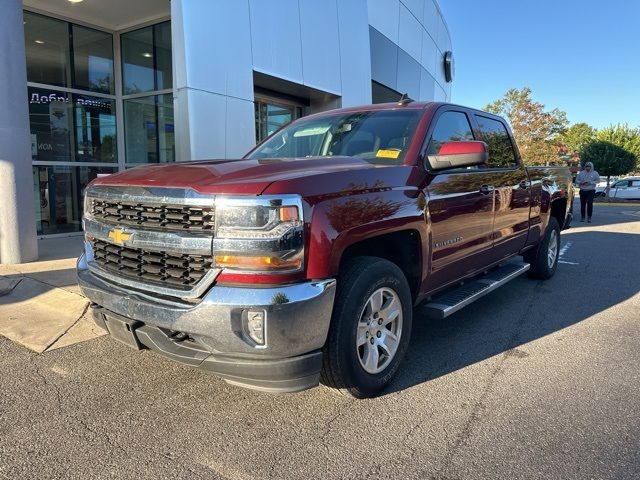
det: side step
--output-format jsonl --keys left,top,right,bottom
{"left": 422, "top": 262, "right": 530, "bottom": 320}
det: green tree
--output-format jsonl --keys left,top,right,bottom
{"left": 579, "top": 141, "right": 636, "bottom": 188}
{"left": 596, "top": 124, "right": 640, "bottom": 171}
{"left": 558, "top": 122, "right": 596, "bottom": 155}
{"left": 485, "top": 87, "right": 568, "bottom": 166}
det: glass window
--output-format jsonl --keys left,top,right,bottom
{"left": 372, "top": 81, "right": 401, "bottom": 104}
{"left": 255, "top": 101, "right": 298, "bottom": 142}
{"left": 631, "top": 180, "right": 640, "bottom": 187}
{"left": 72, "top": 25, "right": 114, "bottom": 94}
{"left": 427, "top": 111, "right": 474, "bottom": 155}
{"left": 124, "top": 94, "right": 174, "bottom": 164}
{"left": 247, "top": 110, "right": 422, "bottom": 165}
{"left": 33, "top": 165, "right": 117, "bottom": 235}
{"left": 73, "top": 94, "right": 117, "bottom": 162}
{"left": 121, "top": 22, "right": 172, "bottom": 94}
{"left": 28, "top": 87, "right": 72, "bottom": 162}
{"left": 24, "top": 12, "right": 70, "bottom": 87}
{"left": 154, "top": 22, "right": 173, "bottom": 91}
{"left": 474, "top": 115, "right": 517, "bottom": 168}
{"left": 121, "top": 27, "right": 154, "bottom": 94}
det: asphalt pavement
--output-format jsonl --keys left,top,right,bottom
{"left": 1, "top": 202, "right": 639, "bottom": 479}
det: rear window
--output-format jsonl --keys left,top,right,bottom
{"left": 474, "top": 115, "right": 518, "bottom": 168}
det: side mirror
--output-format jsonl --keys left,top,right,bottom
{"left": 427, "top": 141, "right": 489, "bottom": 170}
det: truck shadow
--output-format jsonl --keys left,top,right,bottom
{"left": 386, "top": 229, "right": 639, "bottom": 396}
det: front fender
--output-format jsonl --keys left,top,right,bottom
{"left": 305, "top": 188, "right": 428, "bottom": 279}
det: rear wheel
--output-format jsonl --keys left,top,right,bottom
{"left": 320, "top": 256, "right": 412, "bottom": 398}
{"left": 524, "top": 217, "right": 560, "bottom": 280}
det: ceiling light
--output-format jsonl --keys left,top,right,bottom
{"left": 142, "top": 52, "right": 152, "bottom": 58}
{"left": 68, "top": 0, "right": 84, "bottom": 4}
{"left": 35, "top": 40, "right": 45, "bottom": 44}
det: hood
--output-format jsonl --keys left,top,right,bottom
{"left": 91, "top": 157, "right": 388, "bottom": 195}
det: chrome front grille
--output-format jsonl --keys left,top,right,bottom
{"left": 91, "top": 239, "right": 214, "bottom": 289}
{"left": 90, "top": 199, "right": 215, "bottom": 232}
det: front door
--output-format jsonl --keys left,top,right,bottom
{"left": 421, "top": 109, "right": 495, "bottom": 293}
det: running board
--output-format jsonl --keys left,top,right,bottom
{"left": 422, "top": 262, "right": 530, "bottom": 320}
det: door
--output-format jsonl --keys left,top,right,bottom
{"left": 422, "top": 109, "right": 496, "bottom": 292}
{"left": 473, "top": 114, "right": 531, "bottom": 261}
{"left": 613, "top": 179, "right": 640, "bottom": 199}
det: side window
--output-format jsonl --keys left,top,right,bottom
{"left": 426, "top": 111, "right": 474, "bottom": 155}
{"left": 614, "top": 181, "right": 629, "bottom": 188}
{"left": 474, "top": 115, "right": 518, "bottom": 168}
{"left": 631, "top": 180, "right": 640, "bottom": 187}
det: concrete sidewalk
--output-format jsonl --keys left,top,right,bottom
{"left": 0, "top": 236, "right": 105, "bottom": 353}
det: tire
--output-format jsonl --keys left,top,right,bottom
{"left": 524, "top": 217, "right": 560, "bottom": 280}
{"left": 320, "top": 256, "right": 413, "bottom": 398}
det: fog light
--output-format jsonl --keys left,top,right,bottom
{"left": 246, "top": 310, "right": 266, "bottom": 346}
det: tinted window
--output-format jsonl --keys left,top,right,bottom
{"left": 631, "top": 180, "right": 640, "bottom": 187}
{"left": 426, "top": 111, "right": 474, "bottom": 155}
{"left": 475, "top": 115, "right": 517, "bottom": 168}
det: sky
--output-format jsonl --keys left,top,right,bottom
{"left": 438, "top": 0, "right": 640, "bottom": 129}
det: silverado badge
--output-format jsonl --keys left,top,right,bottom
{"left": 107, "top": 228, "right": 131, "bottom": 246}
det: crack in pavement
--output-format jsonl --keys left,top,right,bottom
{"left": 43, "top": 302, "right": 91, "bottom": 353}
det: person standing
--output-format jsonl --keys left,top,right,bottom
{"left": 576, "top": 161, "right": 600, "bottom": 223}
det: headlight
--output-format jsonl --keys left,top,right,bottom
{"left": 213, "top": 196, "right": 304, "bottom": 272}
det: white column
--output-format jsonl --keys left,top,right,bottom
{"left": 0, "top": 0, "right": 38, "bottom": 264}
{"left": 171, "top": 0, "right": 256, "bottom": 161}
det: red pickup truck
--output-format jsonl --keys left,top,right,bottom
{"left": 78, "top": 101, "right": 573, "bottom": 398}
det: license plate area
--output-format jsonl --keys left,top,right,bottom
{"left": 104, "top": 315, "right": 143, "bottom": 350}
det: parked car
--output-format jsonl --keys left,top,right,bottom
{"left": 595, "top": 177, "right": 618, "bottom": 197}
{"left": 77, "top": 101, "right": 574, "bottom": 398}
{"left": 601, "top": 177, "right": 640, "bottom": 199}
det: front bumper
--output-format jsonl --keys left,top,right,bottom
{"left": 77, "top": 252, "right": 336, "bottom": 393}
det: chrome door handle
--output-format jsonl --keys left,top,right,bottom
{"left": 479, "top": 184, "right": 495, "bottom": 194}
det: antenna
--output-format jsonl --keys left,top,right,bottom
{"left": 398, "top": 93, "right": 414, "bottom": 105}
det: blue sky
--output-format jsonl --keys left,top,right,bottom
{"left": 439, "top": 0, "right": 640, "bottom": 129}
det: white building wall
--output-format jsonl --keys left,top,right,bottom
{"left": 368, "top": 0, "right": 452, "bottom": 101}
{"left": 172, "top": 0, "right": 450, "bottom": 161}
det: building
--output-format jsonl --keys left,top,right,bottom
{"left": 0, "top": 0, "right": 452, "bottom": 264}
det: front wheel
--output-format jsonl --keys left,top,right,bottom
{"left": 524, "top": 217, "right": 560, "bottom": 280}
{"left": 320, "top": 257, "right": 413, "bottom": 398}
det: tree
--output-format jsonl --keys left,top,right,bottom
{"left": 558, "top": 122, "right": 596, "bottom": 155}
{"left": 485, "top": 87, "right": 568, "bottom": 166}
{"left": 579, "top": 141, "right": 636, "bottom": 189}
{"left": 596, "top": 124, "right": 640, "bottom": 172}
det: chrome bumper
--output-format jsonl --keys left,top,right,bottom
{"left": 77, "top": 252, "right": 336, "bottom": 359}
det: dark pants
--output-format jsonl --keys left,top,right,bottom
{"left": 580, "top": 189, "right": 595, "bottom": 218}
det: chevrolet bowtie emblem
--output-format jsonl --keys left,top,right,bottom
{"left": 108, "top": 228, "right": 131, "bottom": 246}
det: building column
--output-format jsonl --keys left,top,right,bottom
{"left": 171, "top": 0, "right": 256, "bottom": 161}
{"left": 0, "top": 0, "right": 38, "bottom": 264}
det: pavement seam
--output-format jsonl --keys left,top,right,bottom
{"left": 42, "top": 302, "right": 90, "bottom": 353}
{"left": 0, "top": 277, "right": 23, "bottom": 297}
{"left": 436, "top": 282, "right": 542, "bottom": 478}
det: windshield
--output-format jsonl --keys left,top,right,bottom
{"left": 246, "top": 109, "right": 422, "bottom": 165}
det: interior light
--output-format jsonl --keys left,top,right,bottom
{"left": 34, "top": 40, "right": 45, "bottom": 44}
{"left": 68, "top": 0, "right": 84, "bottom": 4}
{"left": 142, "top": 52, "right": 152, "bottom": 58}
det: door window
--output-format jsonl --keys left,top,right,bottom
{"left": 474, "top": 115, "right": 517, "bottom": 168}
{"left": 426, "top": 111, "right": 474, "bottom": 155}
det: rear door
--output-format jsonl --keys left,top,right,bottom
{"left": 472, "top": 114, "right": 531, "bottom": 261}
{"left": 422, "top": 108, "right": 496, "bottom": 292}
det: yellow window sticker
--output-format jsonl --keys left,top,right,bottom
{"left": 376, "top": 149, "right": 401, "bottom": 159}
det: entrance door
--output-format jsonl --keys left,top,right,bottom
{"left": 422, "top": 109, "right": 496, "bottom": 292}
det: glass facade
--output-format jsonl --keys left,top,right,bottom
{"left": 255, "top": 99, "right": 302, "bottom": 143}
{"left": 121, "top": 22, "right": 175, "bottom": 165}
{"left": 23, "top": 12, "right": 174, "bottom": 235}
